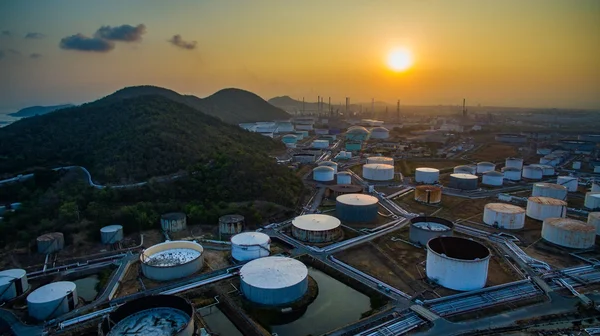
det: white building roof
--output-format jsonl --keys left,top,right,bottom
{"left": 27, "top": 281, "right": 76, "bottom": 304}
{"left": 231, "top": 232, "right": 270, "bottom": 246}
{"left": 292, "top": 214, "right": 341, "bottom": 231}
{"left": 336, "top": 194, "right": 379, "bottom": 206}
{"left": 240, "top": 256, "right": 308, "bottom": 289}
{"left": 0, "top": 269, "right": 26, "bottom": 286}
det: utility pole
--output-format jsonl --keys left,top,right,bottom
{"left": 302, "top": 97, "right": 305, "bottom": 115}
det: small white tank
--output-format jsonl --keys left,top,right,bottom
{"left": 526, "top": 197, "right": 567, "bottom": 221}
{"left": 482, "top": 171, "right": 503, "bottom": 186}
{"left": 522, "top": 166, "right": 543, "bottom": 180}
{"left": 37, "top": 232, "right": 64, "bottom": 254}
{"left": 0, "top": 269, "right": 29, "bottom": 302}
{"left": 505, "top": 157, "right": 524, "bottom": 170}
{"left": 557, "top": 176, "right": 578, "bottom": 192}
{"left": 336, "top": 172, "right": 352, "bottom": 184}
{"left": 27, "top": 281, "right": 78, "bottom": 320}
{"left": 415, "top": 168, "right": 440, "bottom": 184}
{"left": 313, "top": 166, "right": 335, "bottom": 182}
{"left": 100, "top": 225, "right": 123, "bottom": 244}
{"left": 585, "top": 192, "right": 600, "bottom": 210}
{"left": 501, "top": 167, "right": 521, "bottom": 181}
{"left": 363, "top": 164, "right": 394, "bottom": 181}
{"left": 476, "top": 162, "right": 496, "bottom": 174}
{"left": 532, "top": 183, "right": 568, "bottom": 201}
{"left": 483, "top": 203, "right": 525, "bottom": 229}
{"left": 530, "top": 164, "right": 555, "bottom": 176}
{"left": 318, "top": 161, "right": 338, "bottom": 174}
{"left": 587, "top": 212, "right": 600, "bottom": 236}
{"left": 231, "top": 232, "right": 271, "bottom": 262}
{"left": 542, "top": 218, "right": 595, "bottom": 249}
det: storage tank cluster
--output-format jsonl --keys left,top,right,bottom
{"left": 240, "top": 256, "right": 308, "bottom": 306}
{"left": 585, "top": 192, "right": 600, "bottom": 210}
{"left": 367, "top": 156, "right": 394, "bottom": 165}
{"left": 522, "top": 165, "right": 543, "bottom": 180}
{"left": 27, "top": 281, "right": 77, "bottom": 321}
{"left": 482, "top": 171, "right": 504, "bottom": 186}
{"left": 140, "top": 241, "right": 204, "bottom": 281}
{"left": 231, "top": 232, "right": 271, "bottom": 262}
{"left": 588, "top": 212, "right": 600, "bottom": 235}
{"left": 370, "top": 127, "right": 390, "bottom": 139}
{"left": 409, "top": 217, "right": 453, "bottom": 246}
{"left": 0, "top": 269, "right": 29, "bottom": 303}
{"left": 98, "top": 295, "right": 195, "bottom": 336}
{"left": 414, "top": 185, "right": 442, "bottom": 204}
{"left": 313, "top": 166, "right": 335, "bottom": 182}
{"left": 502, "top": 167, "right": 521, "bottom": 181}
{"left": 426, "top": 236, "right": 490, "bottom": 291}
{"left": 505, "top": 157, "right": 524, "bottom": 170}
{"left": 100, "top": 225, "right": 123, "bottom": 244}
{"left": 336, "top": 194, "right": 379, "bottom": 223}
{"left": 292, "top": 214, "right": 342, "bottom": 243}
{"left": 336, "top": 171, "right": 352, "bottom": 184}
{"left": 453, "top": 165, "right": 477, "bottom": 175}
{"left": 526, "top": 197, "right": 567, "bottom": 221}
{"left": 415, "top": 168, "right": 440, "bottom": 184}
{"left": 542, "top": 218, "right": 595, "bottom": 249}
{"left": 483, "top": 203, "right": 525, "bottom": 229}
{"left": 219, "top": 214, "right": 244, "bottom": 239}
{"left": 362, "top": 164, "right": 394, "bottom": 181}
{"left": 161, "top": 212, "right": 187, "bottom": 233}
{"left": 37, "top": 232, "right": 64, "bottom": 254}
{"left": 448, "top": 173, "right": 478, "bottom": 190}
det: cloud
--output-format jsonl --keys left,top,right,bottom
{"left": 95, "top": 24, "right": 146, "bottom": 42}
{"left": 59, "top": 34, "right": 115, "bottom": 52}
{"left": 168, "top": 34, "right": 197, "bottom": 50}
{"left": 25, "top": 32, "right": 46, "bottom": 39}
{"left": 30, "top": 53, "right": 42, "bottom": 59}
{"left": 1, "top": 30, "right": 11, "bottom": 37}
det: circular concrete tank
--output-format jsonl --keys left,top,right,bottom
{"left": 522, "top": 166, "right": 543, "bottom": 180}
{"left": 448, "top": 173, "right": 478, "bottom": 190}
{"left": 482, "top": 171, "right": 504, "bottom": 186}
{"left": 0, "top": 269, "right": 29, "bottom": 303}
{"left": 292, "top": 214, "right": 342, "bottom": 243}
{"left": 240, "top": 256, "right": 309, "bottom": 306}
{"left": 36, "top": 232, "right": 64, "bottom": 254}
{"left": 140, "top": 241, "right": 204, "bottom": 281}
{"left": 161, "top": 212, "right": 187, "bottom": 233}
{"left": 409, "top": 217, "right": 453, "bottom": 246}
{"left": 557, "top": 176, "right": 578, "bottom": 192}
{"left": 476, "top": 162, "right": 496, "bottom": 174}
{"left": 414, "top": 185, "right": 442, "bottom": 204}
{"left": 313, "top": 166, "right": 335, "bottom": 182}
{"left": 231, "top": 232, "right": 271, "bottom": 262}
{"left": 501, "top": 167, "right": 521, "bottom": 181}
{"left": 526, "top": 197, "right": 567, "bottom": 221}
{"left": 532, "top": 183, "right": 568, "bottom": 201}
{"left": 542, "top": 218, "right": 596, "bottom": 249}
{"left": 426, "top": 236, "right": 490, "bottom": 291}
{"left": 588, "top": 212, "right": 600, "bottom": 236}
{"left": 415, "top": 168, "right": 440, "bottom": 184}
{"left": 100, "top": 225, "right": 123, "bottom": 244}
{"left": 336, "top": 194, "right": 379, "bottom": 223}
{"left": 219, "top": 214, "right": 244, "bottom": 239}
{"left": 363, "top": 163, "right": 394, "bottom": 181}
{"left": 505, "top": 157, "right": 524, "bottom": 170}
{"left": 483, "top": 203, "right": 526, "bottom": 229}
{"left": 27, "top": 281, "right": 77, "bottom": 321}
{"left": 585, "top": 192, "right": 600, "bottom": 210}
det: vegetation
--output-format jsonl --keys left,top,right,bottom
{"left": 8, "top": 104, "right": 75, "bottom": 118}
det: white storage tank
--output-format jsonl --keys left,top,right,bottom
{"left": 36, "top": 232, "right": 64, "bottom": 254}
{"left": 476, "top": 162, "right": 496, "bottom": 174}
{"left": 585, "top": 192, "right": 600, "bottom": 210}
{"left": 312, "top": 139, "right": 329, "bottom": 149}
{"left": 482, "top": 171, "right": 504, "bottom": 186}
{"left": 313, "top": 166, "right": 335, "bottom": 182}
{"left": 448, "top": 173, "right": 478, "bottom": 190}
{"left": 426, "top": 236, "right": 490, "bottom": 291}
{"left": 0, "top": 269, "right": 29, "bottom": 302}
{"left": 363, "top": 164, "right": 394, "bottom": 181}
{"left": 27, "top": 281, "right": 77, "bottom": 321}
{"left": 588, "top": 212, "right": 600, "bottom": 236}
{"left": 530, "top": 164, "right": 554, "bottom": 176}
{"left": 231, "top": 232, "right": 271, "bottom": 262}
{"left": 572, "top": 161, "right": 582, "bottom": 170}
{"left": 532, "top": 183, "right": 568, "bottom": 201}
{"left": 483, "top": 203, "right": 526, "bottom": 229}
{"left": 557, "top": 176, "right": 578, "bottom": 192}
{"left": 542, "top": 218, "right": 595, "bottom": 249}
{"left": 140, "top": 241, "right": 204, "bottom": 281}
{"left": 161, "top": 212, "right": 187, "bottom": 233}
{"left": 522, "top": 165, "right": 543, "bottom": 180}
{"left": 367, "top": 156, "right": 394, "bottom": 165}
{"left": 318, "top": 161, "right": 338, "bottom": 174}
{"left": 415, "top": 168, "right": 440, "bottom": 184}
{"left": 240, "top": 256, "right": 308, "bottom": 306}
{"left": 526, "top": 197, "right": 567, "bottom": 221}
{"left": 292, "top": 214, "right": 342, "bottom": 243}
{"left": 370, "top": 127, "right": 390, "bottom": 139}
{"left": 505, "top": 157, "right": 524, "bottom": 170}
{"left": 336, "top": 172, "right": 352, "bottom": 184}
{"left": 501, "top": 167, "right": 521, "bottom": 181}
{"left": 453, "top": 165, "right": 477, "bottom": 175}
{"left": 100, "top": 225, "right": 123, "bottom": 244}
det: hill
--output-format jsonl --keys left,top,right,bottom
{"left": 8, "top": 104, "right": 74, "bottom": 118}
{"left": 101, "top": 85, "right": 289, "bottom": 123}
{"left": 269, "top": 95, "right": 331, "bottom": 114}
{"left": 0, "top": 94, "right": 291, "bottom": 184}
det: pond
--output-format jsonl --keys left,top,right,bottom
{"left": 73, "top": 274, "right": 100, "bottom": 302}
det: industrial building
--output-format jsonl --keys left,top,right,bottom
{"left": 585, "top": 192, "right": 600, "bottom": 210}
{"left": 219, "top": 214, "right": 244, "bottom": 239}
{"left": 318, "top": 160, "right": 338, "bottom": 174}
{"left": 532, "top": 183, "right": 567, "bottom": 200}
{"left": 522, "top": 165, "right": 543, "bottom": 180}
{"left": 501, "top": 167, "right": 521, "bottom": 181}
{"left": 292, "top": 214, "right": 342, "bottom": 243}
{"left": 483, "top": 203, "right": 525, "bottom": 229}
{"left": 240, "top": 256, "right": 309, "bottom": 306}
{"left": 231, "top": 232, "right": 271, "bottom": 262}
{"left": 161, "top": 212, "right": 187, "bottom": 233}
{"left": 557, "top": 176, "right": 578, "bottom": 192}
{"left": 426, "top": 236, "right": 490, "bottom": 291}
{"left": 0, "top": 269, "right": 29, "bottom": 302}
{"left": 27, "top": 281, "right": 78, "bottom": 321}
{"left": 362, "top": 163, "right": 394, "bottom": 181}
{"left": 415, "top": 167, "right": 440, "bottom": 184}
{"left": 100, "top": 225, "right": 123, "bottom": 244}
{"left": 453, "top": 165, "right": 477, "bottom": 175}
{"left": 476, "top": 162, "right": 496, "bottom": 174}
{"left": 367, "top": 156, "right": 394, "bottom": 165}
{"left": 588, "top": 212, "right": 600, "bottom": 235}
{"left": 505, "top": 157, "right": 524, "bottom": 170}
{"left": 336, "top": 172, "right": 352, "bottom": 184}
{"left": 140, "top": 241, "right": 204, "bottom": 281}
{"left": 336, "top": 194, "right": 379, "bottom": 222}
{"left": 448, "top": 173, "right": 478, "bottom": 190}
{"left": 482, "top": 171, "right": 504, "bottom": 186}
{"left": 414, "top": 185, "right": 442, "bottom": 204}
{"left": 541, "top": 218, "right": 596, "bottom": 249}
{"left": 409, "top": 217, "right": 453, "bottom": 246}
{"left": 99, "top": 295, "right": 195, "bottom": 336}
{"left": 327, "top": 184, "right": 363, "bottom": 198}
{"left": 526, "top": 197, "right": 567, "bottom": 221}
{"left": 369, "top": 127, "right": 390, "bottom": 139}
{"left": 36, "top": 232, "right": 64, "bottom": 254}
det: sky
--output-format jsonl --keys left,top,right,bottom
{"left": 0, "top": 0, "right": 599, "bottom": 112}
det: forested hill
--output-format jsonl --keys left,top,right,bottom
{"left": 0, "top": 94, "right": 289, "bottom": 183}
{"left": 8, "top": 104, "right": 75, "bottom": 117}
{"left": 99, "top": 85, "right": 290, "bottom": 123}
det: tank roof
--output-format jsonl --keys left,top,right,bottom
{"left": 428, "top": 236, "right": 490, "bottom": 261}
{"left": 534, "top": 183, "right": 567, "bottom": 190}
{"left": 336, "top": 193, "right": 379, "bottom": 206}
{"left": 107, "top": 308, "right": 190, "bottom": 336}
{"left": 0, "top": 269, "right": 26, "bottom": 286}
{"left": 100, "top": 225, "right": 123, "bottom": 233}
{"left": 544, "top": 218, "right": 595, "bottom": 232}
{"left": 484, "top": 171, "right": 503, "bottom": 177}
{"left": 293, "top": 214, "right": 341, "bottom": 231}
{"left": 27, "top": 281, "right": 76, "bottom": 304}
{"left": 161, "top": 212, "right": 186, "bottom": 220}
{"left": 528, "top": 197, "right": 567, "bottom": 206}
{"left": 337, "top": 171, "right": 351, "bottom": 176}
{"left": 450, "top": 173, "right": 478, "bottom": 179}
{"left": 282, "top": 134, "right": 297, "bottom": 138}
{"left": 36, "top": 232, "right": 63, "bottom": 241}
{"left": 454, "top": 165, "right": 473, "bottom": 169}
{"left": 413, "top": 222, "right": 451, "bottom": 231}
{"left": 313, "top": 166, "right": 335, "bottom": 172}
{"left": 240, "top": 256, "right": 308, "bottom": 289}
{"left": 371, "top": 126, "right": 389, "bottom": 132}
{"left": 219, "top": 214, "right": 244, "bottom": 223}
{"left": 329, "top": 184, "right": 362, "bottom": 193}
{"left": 347, "top": 126, "right": 369, "bottom": 133}
{"left": 416, "top": 167, "right": 440, "bottom": 173}
{"left": 231, "top": 232, "right": 270, "bottom": 246}
{"left": 477, "top": 161, "right": 495, "bottom": 165}
{"left": 485, "top": 203, "right": 525, "bottom": 214}
{"left": 363, "top": 163, "right": 394, "bottom": 170}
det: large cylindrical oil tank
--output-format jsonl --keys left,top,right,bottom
{"left": 36, "top": 232, "right": 64, "bottom": 254}
{"left": 140, "top": 241, "right": 204, "bottom": 281}
{"left": 501, "top": 167, "right": 521, "bottom": 181}
{"left": 219, "top": 214, "right": 244, "bottom": 238}
{"left": 100, "top": 225, "right": 123, "bottom": 244}
{"left": 313, "top": 166, "right": 335, "bottom": 182}
{"left": 370, "top": 127, "right": 389, "bottom": 139}
{"left": 505, "top": 157, "right": 524, "bottom": 170}
{"left": 453, "top": 165, "right": 477, "bottom": 175}
{"left": 426, "top": 237, "right": 490, "bottom": 291}
{"left": 27, "top": 281, "right": 77, "bottom": 321}
{"left": 557, "top": 176, "right": 578, "bottom": 192}
{"left": 522, "top": 165, "right": 543, "bottom": 180}
{"left": 336, "top": 172, "right": 352, "bottom": 184}
{"left": 588, "top": 212, "right": 600, "bottom": 236}
{"left": 0, "top": 269, "right": 29, "bottom": 303}
{"left": 161, "top": 212, "right": 187, "bottom": 233}
{"left": 530, "top": 164, "right": 555, "bottom": 176}
{"left": 448, "top": 173, "right": 478, "bottom": 190}
{"left": 231, "top": 232, "right": 271, "bottom": 262}
{"left": 532, "top": 183, "right": 568, "bottom": 200}
{"left": 318, "top": 161, "right": 338, "bottom": 174}
{"left": 292, "top": 214, "right": 342, "bottom": 243}
{"left": 526, "top": 197, "right": 567, "bottom": 221}
{"left": 98, "top": 295, "right": 195, "bottom": 336}
{"left": 409, "top": 217, "right": 453, "bottom": 246}
{"left": 476, "top": 162, "right": 496, "bottom": 174}
{"left": 483, "top": 203, "right": 526, "bottom": 229}
{"left": 482, "top": 171, "right": 504, "bottom": 186}
{"left": 367, "top": 156, "right": 394, "bottom": 165}
{"left": 414, "top": 185, "right": 442, "bottom": 204}
{"left": 363, "top": 164, "right": 394, "bottom": 181}
{"left": 240, "top": 256, "right": 309, "bottom": 306}
{"left": 542, "top": 218, "right": 596, "bottom": 249}
{"left": 585, "top": 192, "right": 600, "bottom": 210}
{"left": 415, "top": 168, "right": 440, "bottom": 184}
{"left": 336, "top": 194, "right": 379, "bottom": 222}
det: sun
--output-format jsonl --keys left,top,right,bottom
{"left": 387, "top": 48, "right": 413, "bottom": 72}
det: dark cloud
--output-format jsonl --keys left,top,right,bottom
{"left": 59, "top": 34, "right": 115, "bottom": 52}
{"left": 1, "top": 30, "right": 11, "bottom": 37}
{"left": 168, "top": 34, "right": 197, "bottom": 50}
{"left": 7, "top": 49, "right": 21, "bottom": 56}
{"left": 30, "top": 53, "right": 42, "bottom": 59}
{"left": 95, "top": 24, "right": 146, "bottom": 42}
{"left": 25, "top": 32, "right": 46, "bottom": 39}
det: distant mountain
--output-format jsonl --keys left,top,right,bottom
{"left": 99, "top": 86, "right": 289, "bottom": 124}
{"left": 8, "top": 104, "right": 74, "bottom": 118}
{"left": 269, "top": 96, "right": 331, "bottom": 114}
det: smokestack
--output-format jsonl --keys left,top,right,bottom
{"left": 397, "top": 99, "right": 400, "bottom": 121}
{"left": 302, "top": 97, "right": 305, "bottom": 115}
{"left": 462, "top": 98, "right": 467, "bottom": 118}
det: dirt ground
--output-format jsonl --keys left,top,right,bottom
{"left": 467, "top": 143, "right": 520, "bottom": 162}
